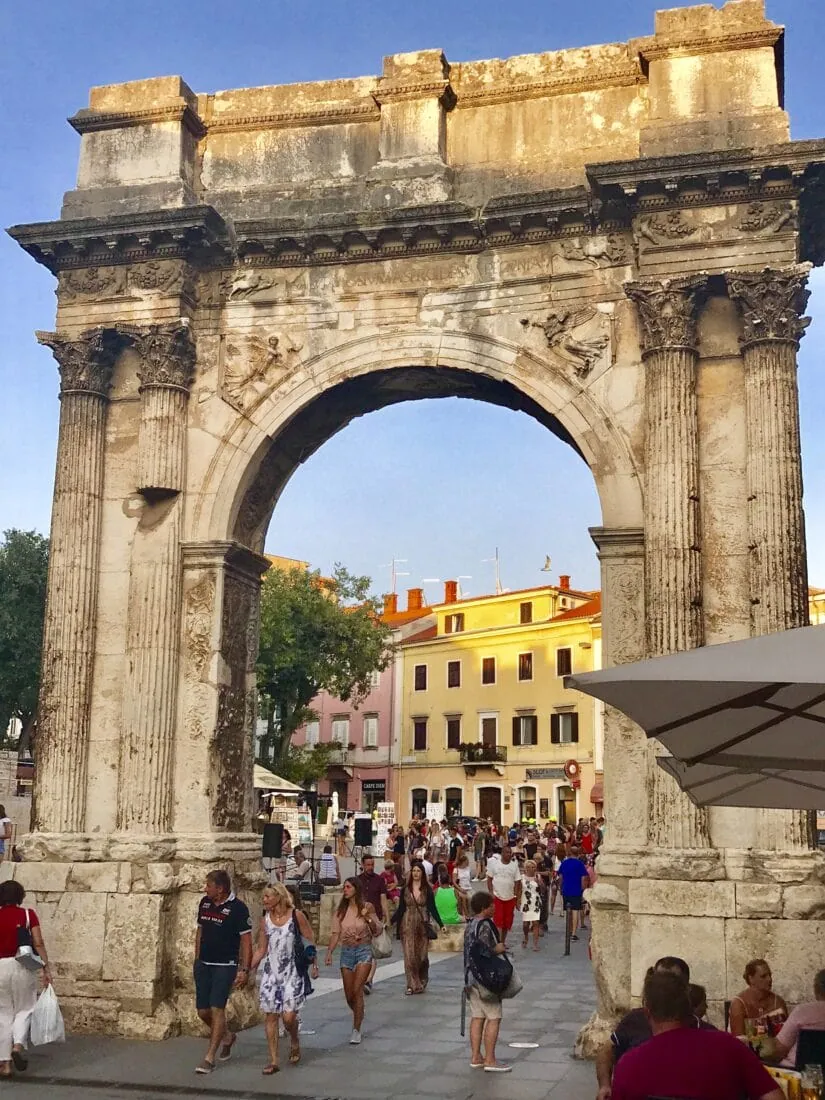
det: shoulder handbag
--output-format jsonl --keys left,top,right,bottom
{"left": 16, "top": 908, "right": 45, "bottom": 972}
{"left": 372, "top": 924, "right": 393, "bottom": 959}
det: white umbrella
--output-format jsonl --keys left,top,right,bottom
{"left": 656, "top": 757, "right": 825, "bottom": 809}
{"left": 566, "top": 624, "right": 825, "bottom": 773}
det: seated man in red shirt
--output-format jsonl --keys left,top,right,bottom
{"left": 611, "top": 971, "right": 783, "bottom": 1100}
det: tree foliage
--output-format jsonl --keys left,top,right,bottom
{"left": 256, "top": 563, "right": 394, "bottom": 776}
{"left": 0, "top": 530, "right": 49, "bottom": 749}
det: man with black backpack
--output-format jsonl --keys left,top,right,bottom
{"left": 463, "top": 891, "right": 511, "bottom": 1073}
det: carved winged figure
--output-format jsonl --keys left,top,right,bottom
{"left": 528, "top": 305, "right": 609, "bottom": 378}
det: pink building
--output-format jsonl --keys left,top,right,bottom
{"left": 293, "top": 589, "right": 433, "bottom": 812}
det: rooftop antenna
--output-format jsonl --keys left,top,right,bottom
{"left": 482, "top": 548, "right": 503, "bottom": 595}
{"left": 541, "top": 555, "right": 552, "bottom": 573}
{"left": 383, "top": 558, "right": 409, "bottom": 594}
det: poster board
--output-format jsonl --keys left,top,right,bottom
{"left": 426, "top": 802, "right": 445, "bottom": 823}
{"left": 375, "top": 801, "right": 395, "bottom": 856}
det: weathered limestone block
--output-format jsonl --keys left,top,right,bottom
{"left": 39, "top": 893, "right": 108, "bottom": 980}
{"left": 735, "top": 883, "right": 783, "bottom": 919}
{"left": 591, "top": 907, "right": 631, "bottom": 1018}
{"left": 725, "top": 919, "right": 825, "bottom": 1005}
{"left": 587, "top": 880, "right": 628, "bottom": 911}
{"left": 57, "top": 979, "right": 157, "bottom": 1015}
{"left": 118, "top": 1001, "right": 178, "bottom": 1041}
{"left": 631, "top": 915, "right": 727, "bottom": 1001}
{"left": 102, "top": 894, "right": 165, "bottom": 982}
{"left": 16, "top": 862, "right": 71, "bottom": 893}
{"left": 629, "top": 880, "right": 735, "bottom": 919}
{"left": 60, "top": 997, "right": 120, "bottom": 1034}
{"left": 782, "top": 885, "right": 825, "bottom": 921}
{"left": 67, "top": 862, "right": 130, "bottom": 893}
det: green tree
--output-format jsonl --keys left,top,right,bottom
{"left": 0, "top": 530, "right": 49, "bottom": 752}
{"left": 256, "top": 563, "right": 394, "bottom": 777}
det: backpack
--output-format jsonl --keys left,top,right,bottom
{"left": 468, "top": 918, "right": 513, "bottom": 996}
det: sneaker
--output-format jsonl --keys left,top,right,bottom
{"left": 484, "top": 1063, "right": 512, "bottom": 1073}
{"left": 194, "top": 1060, "right": 214, "bottom": 1074}
{"left": 350, "top": 1029, "right": 362, "bottom": 1045}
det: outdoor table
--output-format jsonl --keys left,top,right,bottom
{"left": 765, "top": 1065, "right": 802, "bottom": 1099}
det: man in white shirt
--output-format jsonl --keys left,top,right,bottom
{"left": 486, "top": 846, "right": 522, "bottom": 944}
{"left": 284, "top": 847, "right": 312, "bottom": 884}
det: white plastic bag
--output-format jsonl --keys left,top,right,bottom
{"left": 29, "top": 985, "right": 65, "bottom": 1046}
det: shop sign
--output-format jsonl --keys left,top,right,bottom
{"left": 525, "top": 767, "right": 566, "bottom": 780}
{"left": 362, "top": 780, "right": 386, "bottom": 793}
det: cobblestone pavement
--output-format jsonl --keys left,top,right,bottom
{"left": 20, "top": 913, "right": 597, "bottom": 1100}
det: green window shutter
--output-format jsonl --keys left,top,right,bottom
{"left": 571, "top": 713, "right": 579, "bottom": 744}
{"left": 550, "top": 714, "right": 560, "bottom": 744}
{"left": 512, "top": 716, "right": 520, "bottom": 746}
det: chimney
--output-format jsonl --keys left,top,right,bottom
{"left": 407, "top": 587, "right": 424, "bottom": 612}
{"left": 383, "top": 593, "right": 398, "bottom": 616}
{"left": 444, "top": 580, "right": 458, "bottom": 604}
{"left": 559, "top": 575, "right": 570, "bottom": 591}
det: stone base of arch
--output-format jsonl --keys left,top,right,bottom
{"left": 17, "top": 834, "right": 264, "bottom": 1038}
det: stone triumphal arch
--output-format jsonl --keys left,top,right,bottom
{"left": 10, "top": 0, "right": 825, "bottom": 1038}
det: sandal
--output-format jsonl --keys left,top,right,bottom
{"left": 262, "top": 1063, "right": 280, "bottom": 1075}
{"left": 405, "top": 988, "right": 413, "bottom": 995}
{"left": 289, "top": 1046, "right": 301, "bottom": 1064}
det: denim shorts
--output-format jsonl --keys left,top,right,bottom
{"left": 339, "top": 944, "right": 373, "bottom": 970}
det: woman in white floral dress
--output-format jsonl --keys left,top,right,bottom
{"left": 250, "top": 883, "right": 318, "bottom": 1075}
{"left": 520, "top": 860, "right": 543, "bottom": 951}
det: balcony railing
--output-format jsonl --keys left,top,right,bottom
{"left": 327, "top": 744, "right": 350, "bottom": 764}
{"left": 458, "top": 743, "right": 507, "bottom": 765}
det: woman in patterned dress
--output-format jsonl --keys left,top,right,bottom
{"left": 520, "top": 859, "right": 542, "bottom": 951}
{"left": 250, "top": 883, "right": 318, "bottom": 1075}
{"left": 392, "top": 863, "right": 443, "bottom": 994}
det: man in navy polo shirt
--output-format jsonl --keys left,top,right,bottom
{"left": 194, "top": 869, "right": 252, "bottom": 1074}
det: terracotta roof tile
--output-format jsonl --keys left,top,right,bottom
{"left": 551, "top": 594, "right": 602, "bottom": 621}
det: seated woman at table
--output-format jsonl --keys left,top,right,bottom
{"left": 730, "top": 959, "right": 789, "bottom": 1039}
{"left": 773, "top": 969, "right": 825, "bottom": 1067}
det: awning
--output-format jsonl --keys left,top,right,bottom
{"left": 253, "top": 764, "right": 303, "bottom": 792}
{"left": 589, "top": 782, "right": 604, "bottom": 804}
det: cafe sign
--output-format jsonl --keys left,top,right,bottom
{"left": 526, "top": 768, "right": 566, "bottom": 780}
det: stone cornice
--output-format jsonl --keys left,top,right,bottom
{"left": 454, "top": 63, "right": 645, "bottom": 109}
{"left": 638, "top": 26, "right": 783, "bottom": 63}
{"left": 206, "top": 100, "right": 380, "bottom": 133}
{"left": 7, "top": 205, "right": 230, "bottom": 274}
{"left": 374, "top": 80, "right": 454, "bottom": 107}
{"left": 69, "top": 104, "right": 206, "bottom": 138}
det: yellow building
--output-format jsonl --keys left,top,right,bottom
{"left": 810, "top": 588, "right": 825, "bottom": 625}
{"left": 394, "top": 579, "right": 603, "bottom": 828}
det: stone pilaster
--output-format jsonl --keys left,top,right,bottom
{"left": 34, "top": 328, "right": 125, "bottom": 833}
{"left": 625, "top": 277, "right": 711, "bottom": 849}
{"left": 116, "top": 323, "right": 196, "bottom": 833}
{"left": 727, "top": 266, "right": 814, "bottom": 852}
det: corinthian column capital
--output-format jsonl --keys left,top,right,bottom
{"left": 125, "top": 322, "right": 196, "bottom": 393}
{"left": 624, "top": 276, "right": 709, "bottom": 358}
{"left": 726, "top": 266, "right": 812, "bottom": 350}
{"left": 37, "top": 327, "right": 124, "bottom": 398}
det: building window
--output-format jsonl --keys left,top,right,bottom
{"left": 445, "top": 612, "right": 465, "bottom": 634}
{"left": 480, "top": 715, "right": 497, "bottom": 746}
{"left": 369, "top": 669, "right": 381, "bottom": 690}
{"left": 446, "top": 787, "right": 463, "bottom": 816}
{"left": 413, "top": 719, "right": 428, "bottom": 751}
{"left": 411, "top": 787, "right": 427, "bottom": 817}
{"left": 551, "top": 711, "right": 579, "bottom": 744}
{"left": 305, "top": 719, "right": 320, "bottom": 746}
{"left": 520, "top": 601, "right": 533, "bottom": 624}
{"left": 512, "top": 714, "right": 538, "bottom": 746}
{"left": 481, "top": 657, "right": 496, "bottom": 685}
{"left": 331, "top": 716, "right": 350, "bottom": 744}
{"left": 518, "top": 652, "right": 533, "bottom": 681}
{"left": 556, "top": 647, "right": 573, "bottom": 677}
{"left": 446, "top": 716, "right": 461, "bottom": 750}
{"left": 447, "top": 660, "right": 461, "bottom": 688}
{"left": 414, "top": 664, "right": 428, "bottom": 691}
{"left": 362, "top": 714, "right": 378, "bottom": 748}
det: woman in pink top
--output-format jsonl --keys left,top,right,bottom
{"left": 774, "top": 969, "right": 825, "bottom": 1067}
{"left": 324, "top": 878, "right": 380, "bottom": 1045}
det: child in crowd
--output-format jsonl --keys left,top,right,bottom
{"left": 381, "top": 859, "right": 400, "bottom": 902}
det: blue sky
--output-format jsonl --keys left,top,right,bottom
{"left": 2, "top": 1, "right": 824, "bottom": 600}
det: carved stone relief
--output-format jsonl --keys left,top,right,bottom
{"left": 58, "top": 260, "right": 192, "bottom": 301}
{"left": 522, "top": 305, "right": 610, "bottom": 378}
{"left": 128, "top": 323, "right": 197, "bottom": 392}
{"left": 624, "top": 277, "right": 708, "bottom": 354}
{"left": 636, "top": 211, "right": 707, "bottom": 246}
{"left": 726, "top": 266, "right": 812, "bottom": 348}
{"left": 737, "top": 202, "right": 794, "bottom": 235}
{"left": 184, "top": 574, "right": 216, "bottom": 680}
{"left": 560, "top": 234, "right": 629, "bottom": 267}
{"left": 37, "top": 327, "right": 126, "bottom": 396}
{"left": 220, "top": 330, "right": 302, "bottom": 411}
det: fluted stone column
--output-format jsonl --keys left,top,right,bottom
{"left": 117, "top": 323, "right": 195, "bottom": 833}
{"left": 34, "top": 328, "right": 125, "bottom": 833}
{"left": 727, "top": 267, "right": 814, "bottom": 852}
{"left": 625, "top": 278, "right": 710, "bottom": 849}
